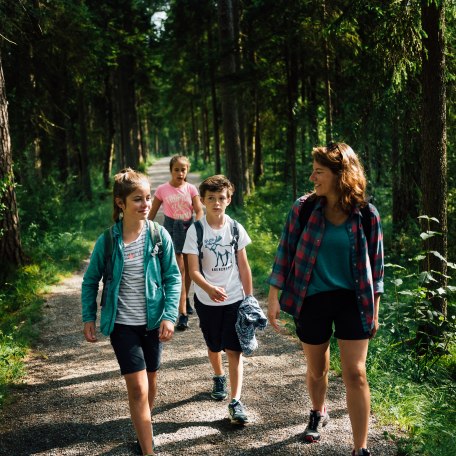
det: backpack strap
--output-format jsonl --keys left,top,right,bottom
{"left": 102, "top": 226, "right": 114, "bottom": 283}
{"left": 359, "top": 205, "right": 372, "bottom": 245}
{"left": 298, "top": 194, "right": 318, "bottom": 233}
{"left": 101, "top": 226, "right": 114, "bottom": 307}
{"left": 230, "top": 219, "right": 239, "bottom": 268}
{"left": 149, "top": 220, "right": 163, "bottom": 259}
{"left": 195, "top": 220, "right": 205, "bottom": 278}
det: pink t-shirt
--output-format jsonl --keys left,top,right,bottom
{"left": 154, "top": 182, "right": 199, "bottom": 220}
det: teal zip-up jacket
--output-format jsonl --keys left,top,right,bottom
{"left": 81, "top": 220, "right": 181, "bottom": 336}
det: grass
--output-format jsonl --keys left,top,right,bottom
{"left": 0, "top": 173, "right": 112, "bottom": 406}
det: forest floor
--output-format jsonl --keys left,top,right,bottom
{"left": 0, "top": 157, "right": 398, "bottom": 455}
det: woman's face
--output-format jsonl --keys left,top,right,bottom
{"left": 309, "top": 160, "right": 339, "bottom": 199}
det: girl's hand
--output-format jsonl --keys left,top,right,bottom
{"left": 159, "top": 320, "right": 174, "bottom": 342}
{"left": 208, "top": 286, "right": 228, "bottom": 303}
{"left": 83, "top": 321, "right": 97, "bottom": 342}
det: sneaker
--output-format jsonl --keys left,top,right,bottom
{"left": 211, "top": 375, "right": 228, "bottom": 400}
{"left": 302, "top": 408, "right": 330, "bottom": 442}
{"left": 352, "top": 450, "right": 371, "bottom": 456}
{"left": 135, "top": 440, "right": 156, "bottom": 455}
{"left": 228, "top": 399, "right": 249, "bottom": 424}
{"left": 186, "top": 298, "right": 194, "bottom": 315}
{"left": 175, "top": 314, "right": 189, "bottom": 330}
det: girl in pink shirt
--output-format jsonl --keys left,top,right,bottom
{"left": 149, "top": 155, "right": 204, "bottom": 330}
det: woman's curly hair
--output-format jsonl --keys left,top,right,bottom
{"left": 312, "top": 142, "right": 367, "bottom": 212}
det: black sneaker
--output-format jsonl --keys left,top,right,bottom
{"left": 302, "top": 408, "right": 329, "bottom": 442}
{"left": 211, "top": 375, "right": 228, "bottom": 400}
{"left": 135, "top": 440, "right": 156, "bottom": 455}
{"left": 175, "top": 314, "right": 189, "bottom": 330}
{"left": 352, "top": 449, "right": 371, "bottom": 456}
{"left": 186, "top": 297, "right": 194, "bottom": 315}
{"left": 228, "top": 399, "right": 249, "bottom": 424}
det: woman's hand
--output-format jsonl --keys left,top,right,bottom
{"left": 369, "top": 317, "right": 380, "bottom": 339}
{"left": 83, "top": 321, "right": 97, "bottom": 342}
{"left": 267, "top": 286, "right": 282, "bottom": 333}
{"left": 159, "top": 320, "right": 174, "bottom": 342}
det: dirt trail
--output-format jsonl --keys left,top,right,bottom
{"left": 0, "top": 157, "right": 397, "bottom": 455}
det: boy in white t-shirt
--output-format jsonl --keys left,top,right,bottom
{"left": 183, "top": 175, "right": 253, "bottom": 425}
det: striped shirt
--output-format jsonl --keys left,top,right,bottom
{"left": 116, "top": 225, "right": 147, "bottom": 325}
{"left": 267, "top": 195, "right": 384, "bottom": 333}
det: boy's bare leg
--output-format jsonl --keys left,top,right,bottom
{"left": 226, "top": 349, "right": 243, "bottom": 400}
{"left": 208, "top": 349, "right": 224, "bottom": 376}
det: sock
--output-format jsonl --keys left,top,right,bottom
{"left": 231, "top": 398, "right": 239, "bottom": 403}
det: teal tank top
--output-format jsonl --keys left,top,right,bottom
{"left": 306, "top": 219, "right": 355, "bottom": 297}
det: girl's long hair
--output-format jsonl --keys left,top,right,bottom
{"left": 112, "top": 168, "right": 150, "bottom": 222}
{"left": 312, "top": 143, "right": 367, "bottom": 212}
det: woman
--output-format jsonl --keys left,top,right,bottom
{"left": 267, "top": 143, "right": 384, "bottom": 456}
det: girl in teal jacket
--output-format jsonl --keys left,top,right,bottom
{"left": 82, "top": 168, "right": 181, "bottom": 456}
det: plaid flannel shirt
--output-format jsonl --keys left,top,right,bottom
{"left": 268, "top": 195, "right": 384, "bottom": 333}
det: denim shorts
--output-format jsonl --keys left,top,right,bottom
{"left": 294, "top": 289, "right": 370, "bottom": 345}
{"left": 194, "top": 295, "right": 242, "bottom": 353}
{"left": 110, "top": 324, "right": 163, "bottom": 375}
{"left": 163, "top": 216, "right": 193, "bottom": 254}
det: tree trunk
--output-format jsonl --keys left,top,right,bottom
{"left": 232, "top": 0, "right": 249, "bottom": 195}
{"left": 253, "top": 98, "right": 263, "bottom": 186}
{"left": 117, "top": 53, "right": 140, "bottom": 169}
{"left": 103, "top": 72, "right": 115, "bottom": 188}
{"left": 208, "top": 23, "right": 221, "bottom": 174}
{"left": 285, "top": 38, "right": 299, "bottom": 200}
{"left": 420, "top": 0, "right": 447, "bottom": 322}
{"left": 0, "top": 51, "right": 24, "bottom": 274}
{"left": 217, "top": 0, "right": 243, "bottom": 206}
{"left": 77, "top": 91, "right": 92, "bottom": 200}
{"left": 323, "top": 0, "right": 333, "bottom": 144}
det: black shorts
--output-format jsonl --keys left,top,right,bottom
{"left": 194, "top": 295, "right": 242, "bottom": 353}
{"left": 294, "top": 289, "right": 370, "bottom": 345}
{"left": 110, "top": 324, "right": 163, "bottom": 375}
{"left": 163, "top": 216, "right": 193, "bottom": 254}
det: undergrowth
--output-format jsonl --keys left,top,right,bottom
{"left": 0, "top": 172, "right": 111, "bottom": 406}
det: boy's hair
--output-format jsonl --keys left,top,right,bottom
{"left": 199, "top": 174, "right": 235, "bottom": 198}
{"left": 112, "top": 168, "right": 150, "bottom": 222}
{"left": 169, "top": 155, "right": 191, "bottom": 172}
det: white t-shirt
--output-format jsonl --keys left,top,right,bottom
{"left": 183, "top": 215, "right": 251, "bottom": 306}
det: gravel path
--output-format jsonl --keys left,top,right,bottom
{"left": 0, "top": 158, "right": 398, "bottom": 456}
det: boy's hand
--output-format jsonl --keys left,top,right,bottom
{"left": 159, "top": 320, "right": 174, "bottom": 342}
{"left": 83, "top": 321, "right": 97, "bottom": 342}
{"left": 208, "top": 286, "right": 228, "bottom": 303}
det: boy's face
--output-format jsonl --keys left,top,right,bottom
{"left": 201, "top": 188, "right": 231, "bottom": 215}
